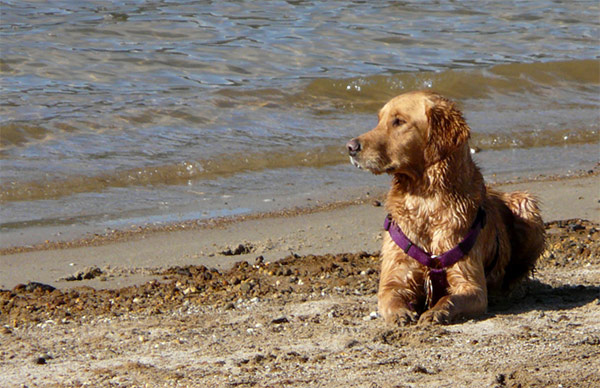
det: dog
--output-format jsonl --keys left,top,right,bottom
{"left": 346, "top": 91, "right": 545, "bottom": 325}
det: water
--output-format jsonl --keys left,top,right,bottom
{"left": 1, "top": 1, "right": 599, "bottom": 247}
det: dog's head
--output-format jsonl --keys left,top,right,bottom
{"left": 346, "top": 91, "right": 470, "bottom": 179}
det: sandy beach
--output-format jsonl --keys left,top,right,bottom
{"left": 1, "top": 173, "right": 598, "bottom": 290}
{"left": 3, "top": 2, "right": 599, "bottom": 387}
{"left": 1, "top": 172, "right": 599, "bottom": 387}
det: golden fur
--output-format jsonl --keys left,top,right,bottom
{"left": 347, "top": 91, "right": 545, "bottom": 325}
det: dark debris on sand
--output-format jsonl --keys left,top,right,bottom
{"left": 1, "top": 220, "right": 598, "bottom": 328}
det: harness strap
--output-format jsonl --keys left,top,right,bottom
{"left": 425, "top": 268, "right": 448, "bottom": 310}
{"left": 384, "top": 207, "right": 487, "bottom": 308}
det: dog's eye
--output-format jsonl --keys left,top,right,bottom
{"left": 392, "top": 117, "right": 406, "bottom": 127}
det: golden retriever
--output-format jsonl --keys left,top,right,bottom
{"left": 346, "top": 91, "right": 545, "bottom": 325}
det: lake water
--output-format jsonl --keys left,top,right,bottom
{"left": 1, "top": 1, "right": 599, "bottom": 246}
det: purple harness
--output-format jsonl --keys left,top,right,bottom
{"left": 384, "top": 207, "right": 486, "bottom": 308}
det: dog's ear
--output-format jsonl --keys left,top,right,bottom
{"left": 424, "top": 96, "right": 470, "bottom": 164}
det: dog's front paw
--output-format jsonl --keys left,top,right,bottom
{"left": 381, "top": 307, "right": 418, "bottom": 326}
{"left": 418, "top": 308, "right": 451, "bottom": 325}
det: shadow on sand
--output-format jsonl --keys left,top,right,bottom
{"left": 488, "top": 279, "right": 600, "bottom": 317}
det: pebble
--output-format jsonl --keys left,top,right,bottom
{"left": 16, "top": 282, "right": 56, "bottom": 293}
{"left": 410, "top": 365, "right": 432, "bottom": 374}
{"left": 363, "top": 311, "right": 379, "bottom": 321}
{"left": 34, "top": 353, "right": 52, "bottom": 365}
{"left": 34, "top": 357, "right": 46, "bottom": 365}
{"left": 63, "top": 266, "right": 103, "bottom": 281}
{"left": 240, "top": 282, "right": 253, "bottom": 293}
{"left": 495, "top": 373, "right": 506, "bottom": 385}
{"left": 221, "top": 243, "right": 254, "bottom": 256}
{"left": 182, "top": 286, "right": 198, "bottom": 295}
{"left": 271, "top": 316, "right": 289, "bottom": 324}
{"left": 567, "top": 222, "right": 585, "bottom": 232}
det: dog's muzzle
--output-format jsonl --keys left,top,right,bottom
{"left": 346, "top": 139, "right": 362, "bottom": 169}
{"left": 346, "top": 138, "right": 361, "bottom": 156}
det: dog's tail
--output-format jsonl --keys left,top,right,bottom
{"left": 499, "top": 191, "right": 546, "bottom": 291}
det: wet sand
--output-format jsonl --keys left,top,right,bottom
{"left": 0, "top": 172, "right": 599, "bottom": 387}
{"left": 0, "top": 173, "right": 598, "bottom": 290}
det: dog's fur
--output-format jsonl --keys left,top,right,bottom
{"left": 347, "top": 91, "right": 545, "bottom": 325}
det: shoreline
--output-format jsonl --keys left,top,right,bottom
{"left": 1, "top": 167, "right": 598, "bottom": 256}
{"left": 0, "top": 171, "right": 598, "bottom": 291}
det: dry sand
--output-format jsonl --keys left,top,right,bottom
{"left": 0, "top": 173, "right": 599, "bottom": 387}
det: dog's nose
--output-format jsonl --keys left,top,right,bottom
{"left": 346, "top": 138, "right": 361, "bottom": 157}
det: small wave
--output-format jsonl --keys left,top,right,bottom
{"left": 472, "top": 127, "right": 599, "bottom": 150}
{"left": 288, "top": 59, "right": 600, "bottom": 114}
{"left": 0, "top": 122, "right": 52, "bottom": 147}
{"left": 0, "top": 107, "right": 210, "bottom": 148}
{"left": 0, "top": 146, "right": 344, "bottom": 202}
{"left": 2, "top": 124, "right": 598, "bottom": 203}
